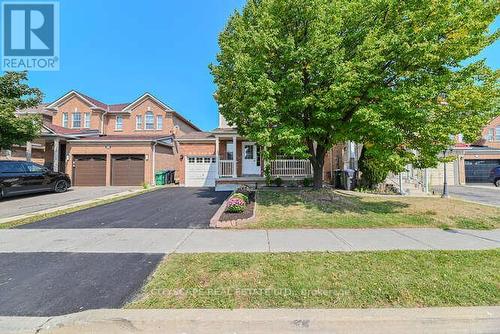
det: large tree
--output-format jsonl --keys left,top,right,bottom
{"left": 211, "top": 0, "right": 499, "bottom": 189}
{"left": 0, "top": 71, "right": 43, "bottom": 150}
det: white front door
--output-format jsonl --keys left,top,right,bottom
{"left": 242, "top": 142, "right": 260, "bottom": 175}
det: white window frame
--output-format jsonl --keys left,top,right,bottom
{"left": 72, "top": 112, "right": 81, "bottom": 128}
{"left": 496, "top": 126, "right": 500, "bottom": 142}
{"left": 156, "top": 115, "right": 163, "bottom": 130}
{"left": 145, "top": 112, "right": 154, "bottom": 130}
{"left": 62, "top": 112, "right": 68, "bottom": 128}
{"left": 486, "top": 128, "right": 494, "bottom": 141}
{"left": 136, "top": 115, "right": 143, "bottom": 130}
{"left": 115, "top": 115, "right": 124, "bottom": 131}
{"left": 226, "top": 142, "right": 234, "bottom": 160}
{"left": 84, "top": 112, "right": 91, "bottom": 128}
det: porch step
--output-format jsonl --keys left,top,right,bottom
{"left": 215, "top": 184, "right": 240, "bottom": 192}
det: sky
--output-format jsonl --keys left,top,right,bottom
{"left": 16, "top": 1, "right": 500, "bottom": 131}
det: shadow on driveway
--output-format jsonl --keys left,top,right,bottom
{"left": 18, "top": 187, "right": 230, "bottom": 229}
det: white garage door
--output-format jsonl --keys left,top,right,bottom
{"left": 185, "top": 156, "right": 217, "bottom": 187}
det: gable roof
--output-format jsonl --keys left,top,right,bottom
{"left": 45, "top": 90, "right": 107, "bottom": 111}
{"left": 121, "top": 93, "right": 173, "bottom": 112}
{"left": 44, "top": 90, "right": 201, "bottom": 131}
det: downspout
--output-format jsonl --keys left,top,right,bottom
{"left": 152, "top": 141, "right": 157, "bottom": 186}
{"left": 101, "top": 109, "right": 107, "bottom": 135}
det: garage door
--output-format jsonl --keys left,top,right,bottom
{"left": 73, "top": 155, "right": 106, "bottom": 186}
{"left": 185, "top": 156, "right": 216, "bottom": 187}
{"left": 465, "top": 159, "right": 500, "bottom": 183}
{"left": 111, "top": 155, "right": 145, "bottom": 186}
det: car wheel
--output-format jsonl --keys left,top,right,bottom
{"left": 495, "top": 179, "right": 500, "bottom": 187}
{"left": 54, "top": 180, "right": 69, "bottom": 193}
{"left": 0, "top": 188, "right": 4, "bottom": 200}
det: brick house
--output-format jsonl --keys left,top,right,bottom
{"left": 2, "top": 91, "right": 200, "bottom": 186}
{"left": 176, "top": 113, "right": 354, "bottom": 190}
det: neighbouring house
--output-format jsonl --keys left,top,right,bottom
{"left": 1, "top": 90, "right": 200, "bottom": 186}
{"left": 393, "top": 115, "right": 500, "bottom": 191}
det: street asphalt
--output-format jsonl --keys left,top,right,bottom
{"left": 18, "top": 187, "right": 230, "bottom": 229}
{"left": 432, "top": 185, "right": 500, "bottom": 207}
{"left": 0, "top": 252, "right": 163, "bottom": 316}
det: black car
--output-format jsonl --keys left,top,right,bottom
{"left": 489, "top": 165, "right": 500, "bottom": 187}
{"left": 0, "top": 160, "right": 71, "bottom": 199}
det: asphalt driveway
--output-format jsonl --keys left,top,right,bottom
{"left": 0, "top": 186, "right": 139, "bottom": 219}
{"left": 19, "top": 187, "right": 230, "bottom": 229}
{"left": 0, "top": 252, "right": 162, "bottom": 316}
{"left": 432, "top": 185, "right": 500, "bottom": 207}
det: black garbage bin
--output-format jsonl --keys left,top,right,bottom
{"left": 164, "top": 169, "right": 175, "bottom": 184}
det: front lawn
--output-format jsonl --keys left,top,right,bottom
{"left": 128, "top": 250, "right": 500, "bottom": 309}
{"left": 249, "top": 189, "right": 500, "bottom": 229}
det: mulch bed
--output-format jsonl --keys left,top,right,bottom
{"left": 220, "top": 191, "right": 255, "bottom": 221}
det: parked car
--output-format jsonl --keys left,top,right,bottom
{"left": 0, "top": 160, "right": 71, "bottom": 199}
{"left": 489, "top": 166, "right": 500, "bottom": 187}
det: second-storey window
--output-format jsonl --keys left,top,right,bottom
{"left": 84, "top": 112, "right": 91, "bottom": 128}
{"left": 496, "top": 126, "right": 500, "bottom": 141}
{"left": 156, "top": 115, "right": 163, "bottom": 130}
{"left": 145, "top": 112, "right": 154, "bottom": 130}
{"left": 136, "top": 115, "right": 143, "bottom": 129}
{"left": 486, "top": 128, "right": 494, "bottom": 141}
{"left": 62, "top": 112, "right": 68, "bottom": 128}
{"left": 115, "top": 115, "right": 123, "bottom": 130}
{"left": 72, "top": 112, "right": 81, "bottom": 128}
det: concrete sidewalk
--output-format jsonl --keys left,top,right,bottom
{"left": 0, "top": 228, "right": 498, "bottom": 253}
{"left": 1, "top": 307, "right": 499, "bottom": 334}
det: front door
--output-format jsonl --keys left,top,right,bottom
{"left": 242, "top": 142, "right": 260, "bottom": 175}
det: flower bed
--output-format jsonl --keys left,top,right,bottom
{"left": 220, "top": 191, "right": 255, "bottom": 222}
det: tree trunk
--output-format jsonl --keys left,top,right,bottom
{"left": 311, "top": 152, "right": 325, "bottom": 190}
{"left": 306, "top": 140, "right": 327, "bottom": 190}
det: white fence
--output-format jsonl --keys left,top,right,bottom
{"left": 270, "top": 159, "right": 312, "bottom": 177}
{"left": 219, "top": 160, "right": 234, "bottom": 177}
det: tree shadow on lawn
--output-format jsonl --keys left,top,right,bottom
{"left": 258, "top": 189, "right": 410, "bottom": 215}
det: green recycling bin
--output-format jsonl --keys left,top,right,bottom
{"left": 155, "top": 171, "right": 165, "bottom": 185}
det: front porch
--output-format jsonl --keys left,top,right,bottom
{"left": 214, "top": 133, "right": 312, "bottom": 189}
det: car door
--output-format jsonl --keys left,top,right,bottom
{"left": 22, "top": 162, "right": 52, "bottom": 192}
{"left": 0, "top": 161, "right": 29, "bottom": 195}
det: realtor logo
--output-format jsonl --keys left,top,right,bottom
{"left": 2, "top": 1, "right": 59, "bottom": 71}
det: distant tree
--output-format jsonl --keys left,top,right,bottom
{"left": 211, "top": 0, "right": 499, "bottom": 189}
{"left": 0, "top": 72, "right": 43, "bottom": 150}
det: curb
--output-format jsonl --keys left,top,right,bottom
{"left": 2, "top": 306, "right": 499, "bottom": 334}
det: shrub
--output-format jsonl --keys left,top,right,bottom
{"left": 273, "top": 177, "right": 283, "bottom": 187}
{"left": 225, "top": 197, "right": 246, "bottom": 213}
{"left": 302, "top": 178, "right": 313, "bottom": 187}
{"left": 232, "top": 192, "right": 249, "bottom": 204}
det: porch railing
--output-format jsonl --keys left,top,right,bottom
{"left": 270, "top": 159, "right": 312, "bottom": 177}
{"left": 219, "top": 160, "right": 234, "bottom": 177}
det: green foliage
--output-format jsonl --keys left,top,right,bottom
{"left": 302, "top": 178, "right": 313, "bottom": 187}
{"left": 273, "top": 177, "right": 283, "bottom": 187}
{"left": 210, "top": 0, "right": 499, "bottom": 186}
{"left": 226, "top": 197, "right": 247, "bottom": 213}
{"left": 358, "top": 146, "right": 398, "bottom": 189}
{"left": 0, "top": 72, "right": 43, "bottom": 149}
{"left": 232, "top": 192, "right": 249, "bottom": 204}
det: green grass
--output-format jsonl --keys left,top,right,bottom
{"left": 0, "top": 187, "right": 158, "bottom": 229}
{"left": 249, "top": 189, "right": 500, "bottom": 229}
{"left": 128, "top": 250, "right": 500, "bottom": 309}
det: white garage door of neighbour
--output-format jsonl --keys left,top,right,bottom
{"left": 185, "top": 156, "right": 217, "bottom": 187}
